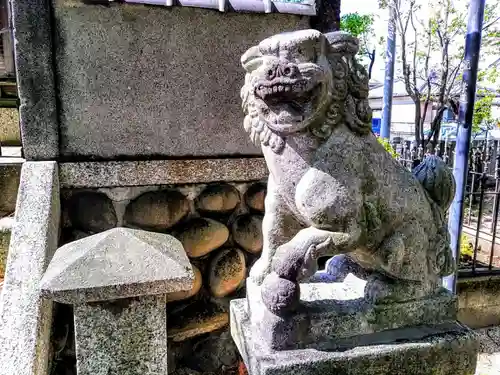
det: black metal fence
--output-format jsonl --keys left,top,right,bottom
{"left": 392, "top": 138, "right": 500, "bottom": 277}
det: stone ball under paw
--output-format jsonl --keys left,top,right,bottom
{"left": 272, "top": 243, "right": 308, "bottom": 281}
{"left": 261, "top": 273, "right": 300, "bottom": 315}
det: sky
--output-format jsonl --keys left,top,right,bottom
{"left": 341, "top": 0, "right": 498, "bottom": 85}
{"left": 340, "top": 0, "right": 390, "bottom": 82}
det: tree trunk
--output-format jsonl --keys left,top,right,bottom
{"left": 429, "top": 107, "right": 445, "bottom": 147}
{"left": 368, "top": 49, "right": 376, "bottom": 79}
{"left": 311, "top": 0, "right": 341, "bottom": 32}
{"left": 414, "top": 99, "right": 422, "bottom": 145}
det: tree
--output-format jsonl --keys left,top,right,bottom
{"left": 379, "top": 0, "right": 500, "bottom": 147}
{"left": 313, "top": 0, "right": 342, "bottom": 32}
{"left": 340, "top": 12, "right": 377, "bottom": 79}
{"left": 471, "top": 66, "right": 499, "bottom": 133}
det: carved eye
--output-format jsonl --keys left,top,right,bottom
{"left": 267, "top": 69, "right": 275, "bottom": 79}
{"left": 283, "top": 67, "right": 291, "bottom": 76}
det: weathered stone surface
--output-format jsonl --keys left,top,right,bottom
{"left": 231, "top": 298, "right": 479, "bottom": 375}
{"left": 209, "top": 248, "right": 246, "bottom": 298}
{"left": 169, "top": 302, "right": 229, "bottom": 342}
{"left": 191, "top": 330, "right": 239, "bottom": 372}
{"left": 232, "top": 214, "right": 263, "bottom": 254}
{"left": 176, "top": 218, "right": 229, "bottom": 258}
{"left": 167, "top": 265, "right": 202, "bottom": 303}
{"left": 0, "top": 164, "right": 21, "bottom": 216}
{"left": 40, "top": 228, "right": 194, "bottom": 304}
{"left": 0, "top": 162, "right": 60, "bottom": 375}
{"left": 239, "top": 29, "right": 456, "bottom": 313}
{"left": 59, "top": 159, "right": 269, "bottom": 188}
{"left": 75, "top": 295, "right": 167, "bottom": 375}
{"left": 231, "top": 29, "right": 471, "bottom": 375}
{"left": 196, "top": 184, "right": 240, "bottom": 213}
{"left": 66, "top": 192, "right": 117, "bottom": 232}
{"left": 245, "top": 182, "right": 266, "bottom": 212}
{"left": 260, "top": 273, "right": 299, "bottom": 316}
{"left": 53, "top": 2, "right": 309, "bottom": 159}
{"left": 0, "top": 108, "right": 21, "bottom": 146}
{"left": 124, "top": 190, "right": 189, "bottom": 231}
{"left": 0, "top": 217, "right": 13, "bottom": 277}
{"left": 11, "top": 0, "right": 58, "bottom": 160}
{"left": 457, "top": 276, "right": 500, "bottom": 329}
{"left": 245, "top": 275, "right": 458, "bottom": 351}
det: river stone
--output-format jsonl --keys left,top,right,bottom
{"left": 124, "top": 190, "right": 189, "bottom": 231}
{"left": 191, "top": 330, "right": 239, "bottom": 372}
{"left": 245, "top": 182, "right": 266, "bottom": 212}
{"left": 176, "top": 218, "right": 229, "bottom": 258}
{"left": 196, "top": 184, "right": 240, "bottom": 213}
{"left": 232, "top": 214, "right": 263, "bottom": 254}
{"left": 67, "top": 192, "right": 117, "bottom": 232}
{"left": 168, "top": 301, "right": 229, "bottom": 342}
{"left": 209, "top": 248, "right": 246, "bottom": 298}
{"left": 167, "top": 265, "right": 202, "bottom": 303}
{"left": 173, "top": 369, "right": 201, "bottom": 375}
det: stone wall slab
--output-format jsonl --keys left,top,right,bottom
{"left": 0, "top": 162, "right": 60, "bottom": 375}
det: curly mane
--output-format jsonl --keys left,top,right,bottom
{"left": 241, "top": 31, "right": 373, "bottom": 153}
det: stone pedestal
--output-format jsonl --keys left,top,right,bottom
{"left": 230, "top": 274, "right": 479, "bottom": 375}
{"left": 40, "top": 227, "right": 194, "bottom": 375}
{"left": 74, "top": 295, "right": 167, "bottom": 375}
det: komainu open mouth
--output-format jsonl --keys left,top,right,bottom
{"left": 254, "top": 78, "right": 317, "bottom": 102}
{"left": 254, "top": 79, "right": 322, "bottom": 120}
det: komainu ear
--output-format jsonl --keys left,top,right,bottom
{"left": 241, "top": 46, "right": 263, "bottom": 73}
{"left": 325, "top": 31, "right": 359, "bottom": 55}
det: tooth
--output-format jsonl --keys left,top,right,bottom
{"left": 273, "top": 86, "right": 278, "bottom": 93}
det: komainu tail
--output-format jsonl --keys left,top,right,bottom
{"left": 412, "top": 155, "right": 456, "bottom": 211}
{"left": 412, "top": 155, "right": 457, "bottom": 277}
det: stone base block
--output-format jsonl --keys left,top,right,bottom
{"left": 75, "top": 295, "right": 168, "bottom": 375}
{"left": 230, "top": 298, "right": 479, "bottom": 375}
{"left": 245, "top": 275, "right": 458, "bottom": 350}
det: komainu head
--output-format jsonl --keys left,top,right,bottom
{"left": 240, "top": 29, "right": 372, "bottom": 153}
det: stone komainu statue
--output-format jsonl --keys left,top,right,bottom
{"left": 240, "top": 29, "right": 456, "bottom": 315}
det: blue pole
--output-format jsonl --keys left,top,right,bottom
{"left": 444, "top": 0, "right": 485, "bottom": 293}
{"left": 380, "top": 2, "right": 396, "bottom": 140}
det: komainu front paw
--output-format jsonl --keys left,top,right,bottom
{"left": 249, "top": 258, "right": 272, "bottom": 285}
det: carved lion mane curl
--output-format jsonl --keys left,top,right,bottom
{"left": 241, "top": 31, "right": 373, "bottom": 154}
